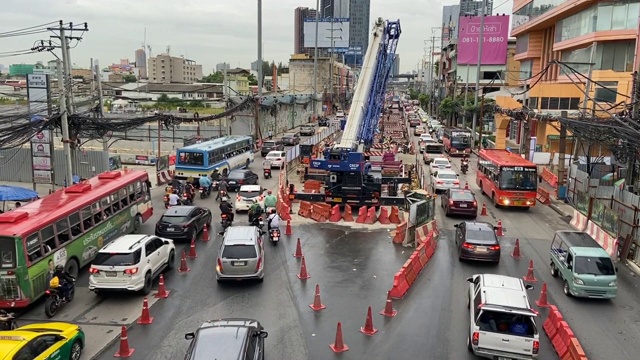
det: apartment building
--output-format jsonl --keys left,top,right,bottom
{"left": 511, "top": 0, "right": 639, "bottom": 145}
{"left": 147, "top": 54, "right": 203, "bottom": 83}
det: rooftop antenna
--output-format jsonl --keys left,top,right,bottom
{"left": 142, "top": 27, "right": 146, "bottom": 52}
{"left": 147, "top": 45, "right": 152, "bottom": 57}
{"left": 166, "top": 45, "right": 171, "bottom": 55}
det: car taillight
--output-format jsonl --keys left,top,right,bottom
{"left": 472, "top": 331, "right": 479, "bottom": 346}
{"left": 238, "top": 180, "right": 244, "bottom": 184}
{"left": 437, "top": 180, "right": 444, "bottom": 184}
{"left": 89, "top": 267, "right": 100, "bottom": 274}
{"left": 462, "top": 242, "right": 474, "bottom": 250}
{"left": 255, "top": 256, "right": 262, "bottom": 271}
{"left": 533, "top": 340, "right": 539, "bottom": 354}
{"left": 45, "top": 290, "right": 51, "bottom": 295}
{"left": 449, "top": 200, "right": 454, "bottom": 206}
{"left": 259, "top": 195, "right": 264, "bottom": 201}
{"left": 489, "top": 245, "right": 500, "bottom": 251}
{"left": 124, "top": 268, "right": 138, "bottom": 275}
{"left": 473, "top": 201, "right": 477, "bottom": 207}
{"left": 221, "top": 214, "right": 227, "bottom": 219}
{"left": 236, "top": 195, "right": 241, "bottom": 202}
{"left": 217, "top": 258, "right": 223, "bottom": 273}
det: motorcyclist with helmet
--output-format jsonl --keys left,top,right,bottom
{"left": 199, "top": 174, "right": 212, "bottom": 196}
{"left": 51, "top": 265, "right": 75, "bottom": 302}
{"left": 263, "top": 190, "right": 277, "bottom": 211}
{"left": 216, "top": 177, "right": 229, "bottom": 202}
{"left": 461, "top": 154, "right": 470, "bottom": 173}
{"left": 248, "top": 198, "right": 263, "bottom": 224}
{"left": 267, "top": 208, "right": 280, "bottom": 231}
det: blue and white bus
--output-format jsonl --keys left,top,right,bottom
{"left": 174, "top": 135, "right": 254, "bottom": 180}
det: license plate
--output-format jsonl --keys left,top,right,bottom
{"left": 333, "top": 198, "right": 342, "bottom": 203}
{"left": 232, "top": 261, "right": 246, "bottom": 266}
{"left": 166, "top": 228, "right": 174, "bottom": 232}
{"left": 475, "top": 246, "right": 487, "bottom": 252}
{"left": 497, "top": 357, "right": 513, "bottom": 360}
{"left": 459, "top": 203, "right": 467, "bottom": 208}
{"left": 514, "top": 201, "right": 523, "bottom": 206}
{"left": 105, "top": 271, "right": 117, "bottom": 277}
{"left": 446, "top": 181, "right": 453, "bottom": 185}
{"left": 229, "top": 181, "right": 236, "bottom": 184}
{"left": 245, "top": 199, "right": 254, "bottom": 202}
{"left": 199, "top": 189, "right": 204, "bottom": 193}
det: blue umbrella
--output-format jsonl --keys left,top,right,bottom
{"left": 0, "top": 185, "right": 39, "bottom": 201}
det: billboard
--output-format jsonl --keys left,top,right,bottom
{"left": 303, "top": 18, "right": 350, "bottom": 49}
{"left": 27, "top": 74, "right": 54, "bottom": 185}
{"left": 457, "top": 15, "right": 509, "bottom": 65}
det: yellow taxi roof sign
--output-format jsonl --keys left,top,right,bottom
{"left": 0, "top": 335, "right": 25, "bottom": 341}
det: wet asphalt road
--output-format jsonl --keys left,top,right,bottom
{"left": 88, "top": 131, "right": 640, "bottom": 359}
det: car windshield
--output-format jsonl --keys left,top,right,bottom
{"left": 434, "top": 159, "right": 449, "bottom": 165}
{"left": 466, "top": 230, "right": 496, "bottom": 243}
{"left": 263, "top": 141, "right": 276, "bottom": 147}
{"left": 425, "top": 145, "right": 443, "bottom": 153}
{"left": 451, "top": 136, "right": 471, "bottom": 148}
{"left": 476, "top": 310, "right": 536, "bottom": 337}
{"left": 282, "top": 136, "right": 293, "bottom": 140}
{"left": 499, "top": 168, "right": 537, "bottom": 191}
{"left": 266, "top": 153, "right": 283, "bottom": 158}
{"left": 161, "top": 216, "right": 189, "bottom": 224}
{"left": 93, "top": 250, "right": 141, "bottom": 266}
{"left": 438, "top": 173, "right": 457, "bottom": 180}
{"left": 222, "top": 244, "right": 257, "bottom": 259}
{"left": 451, "top": 191, "right": 475, "bottom": 201}
{"left": 574, "top": 256, "right": 615, "bottom": 276}
{"left": 239, "top": 191, "right": 260, "bottom": 198}
{"left": 228, "top": 172, "right": 245, "bottom": 180}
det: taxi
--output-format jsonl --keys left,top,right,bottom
{"left": 0, "top": 322, "right": 84, "bottom": 360}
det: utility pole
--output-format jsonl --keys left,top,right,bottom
{"left": 329, "top": 16, "right": 336, "bottom": 113}
{"left": 256, "top": 0, "right": 263, "bottom": 139}
{"left": 56, "top": 59, "right": 73, "bottom": 187}
{"left": 312, "top": 0, "right": 320, "bottom": 118}
{"left": 478, "top": 95, "right": 485, "bottom": 150}
{"left": 291, "top": 73, "right": 296, "bottom": 128}
{"left": 558, "top": 111, "right": 568, "bottom": 191}
{"left": 472, "top": 0, "right": 486, "bottom": 148}
{"left": 463, "top": 64, "right": 470, "bottom": 128}
{"left": 95, "top": 60, "right": 108, "bottom": 170}
{"left": 222, "top": 62, "right": 227, "bottom": 137}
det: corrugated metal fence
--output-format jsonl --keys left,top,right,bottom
{"left": 285, "top": 125, "right": 340, "bottom": 162}
{"left": 0, "top": 148, "right": 109, "bottom": 185}
{"left": 53, "top": 124, "right": 228, "bottom": 144}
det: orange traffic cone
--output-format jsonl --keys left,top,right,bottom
{"left": 187, "top": 238, "right": 198, "bottom": 259}
{"left": 177, "top": 251, "right": 190, "bottom": 273}
{"left": 480, "top": 202, "right": 488, "bottom": 216}
{"left": 511, "top": 239, "right": 523, "bottom": 259}
{"left": 113, "top": 325, "right": 135, "bottom": 358}
{"left": 535, "top": 282, "right": 551, "bottom": 307}
{"left": 153, "top": 274, "right": 170, "bottom": 298}
{"left": 285, "top": 220, "right": 292, "bottom": 236}
{"left": 201, "top": 224, "right": 210, "bottom": 242}
{"left": 359, "top": 306, "right": 378, "bottom": 336}
{"left": 523, "top": 260, "right": 537, "bottom": 283}
{"left": 136, "top": 297, "right": 154, "bottom": 325}
{"left": 293, "top": 238, "right": 303, "bottom": 258}
{"left": 380, "top": 292, "right": 397, "bottom": 317}
{"left": 297, "top": 255, "right": 311, "bottom": 280}
{"left": 496, "top": 219, "right": 504, "bottom": 236}
{"left": 329, "top": 322, "right": 349, "bottom": 353}
{"left": 309, "top": 284, "right": 326, "bottom": 311}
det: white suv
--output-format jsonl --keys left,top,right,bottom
{"left": 89, "top": 234, "right": 176, "bottom": 295}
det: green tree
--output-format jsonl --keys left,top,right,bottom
{"left": 438, "top": 97, "right": 461, "bottom": 118}
{"left": 157, "top": 94, "right": 170, "bottom": 102}
{"left": 247, "top": 74, "right": 257, "bottom": 86}
{"left": 277, "top": 62, "right": 285, "bottom": 75}
{"left": 201, "top": 71, "right": 224, "bottom": 83}
{"left": 408, "top": 88, "right": 420, "bottom": 100}
{"left": 261, "top": 61, "right": 271, "bottom": 78}
{"left": 122, "top": 74, "right": 137, "bottom": 83}
{"left": 418, "top": 93, "right": 430, "bottom": 109}
{"left": 188, "top": 100, "right": 204, "bottom": 108}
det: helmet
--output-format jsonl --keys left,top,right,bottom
{"left": 55, "top": 264, "right": 64, "bottom": 272}
{"left": 214, "top": 168, "right": 219, "bottom": 171}
{"left": 267, "top": 190, "right": 272, "bottom": 195}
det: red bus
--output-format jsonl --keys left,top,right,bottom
{"left": 476, "top": 149, "right": 538, "bottom": 208}
{"left": 442, "top": 127, "right": 472, "bottom": 156}
{"left": 0, "top": 169, "right": 153, "bottom": 309}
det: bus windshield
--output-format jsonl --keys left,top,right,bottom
{"left": 178, "top": 152, "right": 204, "bottom": 166}
{"left": 499, "top": 167, "right": 537, "bottom": 190}
{"left": 0, "top": 237, "right": 16, "bottom": 269}
{"left": 451, "top": 136, "right": 470, "bottom": 148}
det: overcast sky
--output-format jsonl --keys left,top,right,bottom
{"left": 0, "top": 0, "right": 513, "bottom": 74}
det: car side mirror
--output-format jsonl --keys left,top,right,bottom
{"left": 493, "top": 226, "right": 499, "bottom": 231}
{"left": 466, "top": 277, "right": 474, "bottom": 283}
{"left": 525, "top": 284, "right": 535, "bottom": 291}
{"left": 454, "top": 224, "right": 459, "bottom": 228}
{"left": 164, "top": 240, "right": 171, "bottom": 245}
{"left": 185, "top": 332, "right": 195, "bottom": 340}
{"left": 259, "top": 331, "right": 268, "bottom": 338}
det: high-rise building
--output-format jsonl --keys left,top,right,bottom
{"left": 216, "top": 63, "right": 230, "bottom": 72}
{"left": 348, "top": 0, "right": 370, "bottom": 61}
{"left": 147, "top": 54, "right": 203, "bottom": 83}
{"left": 294, "top": 7, "right": 317, "bottom": 55}
{"left": 320, "top": 0, "right": 334, "bottom": 18}
{"left": 135, "top": 48, "right": 147, "bottom": 78}
{"left": 333, "top": 0, "right": 349, "bottom": 17}
{"left": 460, "top": 0, "right": 492, "bottom": 16}
{"left": 441, "top": 5, "right": 461, "bottom": 48}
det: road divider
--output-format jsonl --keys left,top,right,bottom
{"left": 389, "top": 228, "right": 438, "bottom": 299}
{"left": 543, "top": 305, "right": 589, "bottom": 359}
{"left": 391, "top": 221, "right": 408, "bottom": 244}
{"left": 570, "top": 209, "right": 588, "bottom": 231}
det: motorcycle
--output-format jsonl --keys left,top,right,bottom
{"left": 268, "top": 228, "right": 281, "bottom": 244}
{"left": 218, "top": 190, "right": 228, "bottom": 203}
{"left": 182, "top": 192, "right": 193, "bottom": 205}
{"left": 263, "top": 168, "right": 272, "bottom": 179}
{"left": 200, "top": 186, "right": 211, "bottom": 199}
{"left": 251, "top": 216, "right": 264, "bottom": 229}
{"left": 461, "top": 161, "right": 469, "bottom": 175}
{"left": 221, "top": 213, "right": 233, "bottom": 230}
{"left": 44, "top": 281, "right": 75, "bottom": 318}
{"left": 212, "top": 180, "right": 219, "bottom": 191}
{"left": 0, "top": 309, "right": 18, "bottom": 330}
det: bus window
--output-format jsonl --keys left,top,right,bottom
{"left": 119, "top": 188, "right": 129, "bottom": 207}
{"left": 92, "top": 202, "right": 103, "bottom": 224}
{"left": 40, "top": 225, "right": 57, "bottom": 254}
{"left": 69, "top": 212, "right": 82, "bottom": 237}
{"left": 135, "top": 181, "right": 143, "bottom": 200}
{"left": 179, "top": 152, "right": 204, "bottom": 166}
{"left": 128, "top": 184, "right": 136, "bottom": 202}
{"left": 55, "top": 218, "right": 71, "bottom": 244}
{"left": 0, "top": 236, "right": 17, "bottom": 268}
{"left": 101, "top": 197, "right": 112, "bottom": 217}
{"left": 80, "top": 206, "right": 93, "bottom": 230}
{"left": 110, "top": 193, "right": 121, "bottom": 212}
{"left": 24, "top": 233, "right": 42, "bottom": 264}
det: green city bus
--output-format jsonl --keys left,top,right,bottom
{"left": 0, "top": 169, "right": 153, "bottom": 309}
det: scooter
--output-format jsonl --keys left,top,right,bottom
{"left": 461, "top": 161, "right": 469, "bottom": 175}
{"left": 221, "top": 213, "right": 233, "bottom": 230}
{"left": 0, "top": 309, "right": 18, "bottom": 330}
{"left": 218, "top": 190, "right": 228, "bottom": 203}
{"left": 268, "top": 228, "right": 281, "bottom": 245}
{"left": 182, "top": 192, "right": 193, "bottom": 205}
{"left": 263, "top": 168, "right": 272, "bottom": 179}
{"left": 44, "top": 281, "right": 75, "bottom": 318}
{"left": 200, "top": 187, "right": 211, "bottom": 199}
{"left": 250, "top": 216, "right": 264, "bottom": 229}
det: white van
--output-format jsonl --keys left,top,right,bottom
{"left": 466, "top": 274, "right": 540, "bottom": 359}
